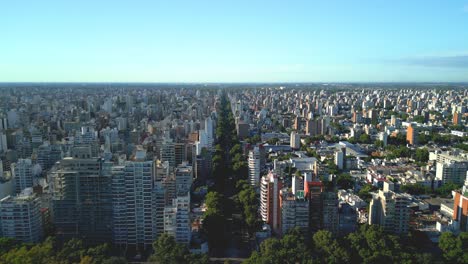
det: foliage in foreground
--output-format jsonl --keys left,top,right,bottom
{"left": 0, "top": 237, "right": 126, "bottom": 264}
{"left": 245, "top": 225, "right": 468, "bottom": 264}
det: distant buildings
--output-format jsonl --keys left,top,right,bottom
{"left": 12, "top": 158, "right": 33, "bottom": 194}
{"left": 2, "top": 83, "right": 468, "bottom": 250}
{"left": 406, "top": 124, "right": 416, "bottom": 145}
{"left": 334, "top": 148, "right": 345, "bottom": 170}
{"left": 290, "top": 132, "right": 300, "bottom": 150}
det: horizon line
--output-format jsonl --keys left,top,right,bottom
{"left": 1, "top": 81, "right": 468, "bottom": 85}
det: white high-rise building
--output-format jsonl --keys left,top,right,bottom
{"left": 248, "top": 147, "right": 261, "bottom": 186}
{"left": 11, "top": 159, "right": 33, "bottom": 194}
{"left": 435, "top": 153, "right": 468, "bottom": 185}
{"left": 196, "top": 130, "right": 209, "bottom": 155}
{"left": 334, "top": 149, "right": 344, "bottom": 170}
{"left": 368, "top": 182, "right": 411, "bottom": 235}
{"left": 112, "top": 149, "right": 156, "bottom": 248}
{"left": 164, "top": 193, "right": 191, "bottom": 245}
{"left": 7, "top": 110, "right": 19, "bottom": 129}
{"left": 260, "top": 171, "right": 283, "bottom": 233}
{"left": 290, "top": 132, "right": 300, "bottom": 149}
{"left": 378, "top": 132, "right": 388, "bottom": 147}
{"left": 0, "top": 188, "right": 43, "bottom": 243}
{"left": 110, "top": 165, "right": 126, "bottom": 245}
{"left": 205, "top": 117, "right": 214, "bottom": 151}
{"left": 0, "top": 131, "right": 7, "bottom": 153}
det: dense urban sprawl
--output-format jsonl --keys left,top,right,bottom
{"left": 0, "top": 83, "right": 467, "bottom": 263}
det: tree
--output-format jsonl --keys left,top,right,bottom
{"left": 313, "top": 230, "right": 350, "bottom": 264}
{"left": 326, "top": 159, "right": 339, "bottom": 175}
{"left": 436, "top": 182, "right": 462, "bottom": 197}
{"left": 0, "top": 238, "right": 19, "bottom": 255}
{"left": 374, "top": 139, "right": 384, "bottom": 148}
{"left": 359, "top": 134, "right": 371, "bottom": 144}
{"left": 337, "top": 173, "right": 354, "bottom": 190}
{"left": 205, "top": 191, "right": 224, "bottom": 216}
{"left": 401, "top": 183, "right": 430, "bottom": 195}
{"left": 415, "top": 148, "right": 429, "bottom": 163}
{"left": 358, "top": 184, "right": 374, "bottom": 201}
{"left": 203, "top": 192, "right": 225, "bottom": 249}
{"left": 245, "top": 228, "right": 313, "bottom": 264}
{"left": 413, "top": 115, "right": 425, "bottom": 124}
{"left": 438, "top": 232, "right": 468, "bottom": 263}
{"left": 346, "top": 225, "right": 403, "bottom": 263}
{"left": 229, "top": 144, "right": 242, "bottom": 157}
{"left": 238, "top": 184, "right": 259, "bottom": 233}
{"left": 149, "top": 233, "right": 208, "bottom": 264}
{"left": 267, "top": 137, "right": 280, "bottom": 145}
{"left": 0, "top": 237, "right": 121, "bottom": 264}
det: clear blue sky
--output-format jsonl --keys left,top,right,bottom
{"left": 1, "top": 0, "right": 468, "bottom": 82}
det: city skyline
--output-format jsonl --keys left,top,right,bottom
{"left": 1, "top": 0, "right": 468, "bottom": 82}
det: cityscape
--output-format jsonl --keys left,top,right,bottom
{"left": 0, "top": 83, "right": 467, "bottom": 263}
{"left": 1, "top": 1, "right": 468, "bottom": 264}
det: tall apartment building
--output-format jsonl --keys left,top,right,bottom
{"left": 164, "top": 193, "right": 191, "bottom": 245}
{"left": 174, "top": 142, "right": 187, "bottom": 167}
{"left": 280, "top": 189, "right": 309, "bottom": 236}
{"left": 204, "top": 117, "right": 214, "bottom": 151}
{"left": 435, "top": 153, "right": 468, "bottom": 185}
{"left": 305, "top": 180, "right": 324, "bottom": 232}
{"left": 406, "top": 124, "right": 416, "bottom": 145}
{"left": 155, "top": 160, "right": 170, "bottom": 182}
{"left": 153, "top": 182, "right": 166, "bottom": 237}
{"left": 322, "top": 192, "right": 339, "bottom": 235}
{"left": 368, "top": 182, "right": 410, "bottom": 235}
{"left": 248, "top": 147, "right": 261, "bottom": 186}
{"left": 12, "top": 158, "right": 33, "bottom": 194}
{"left": 260, "top": 171, "right": 283, "bottom": 234}
{"left": 306, "top": 119, "right": 320, "bottom": 136}
{"left": 452, "top": 190, "right": 468, "bottom": 232}
{"left": 37, "top": 142, "right": 62, "bottom": 172}
{"left": 453, "top": 111, "right": 460, "bottom": 125}
{"left": 112, "top": 149, "right": 156, "bottom": 249}
{"left": 0, "top": 131, "right": 7, "bottom": 153}
{"left": 175, "top": 162, "right": 193, "bottom": 196}
{"left": 161, "top": 138, "right": 176, "bottom": 169}
{"left": 290, "top": 132, "right": 300, "bottom": 149}
{"left": 110, "top": 165, "right": 126, "bottom": 246}
{"left": 334, "top": 148, "right": 345, "bottom": 170}
{"left": 0, "top": 188, "right": 43, "bottom": 243}
{"left": 50, "top": 146, "right": 112, "bottom": 243}
{"left": 163, "top": 172, "right": 177, "bottom": 206}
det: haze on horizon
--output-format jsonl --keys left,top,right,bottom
{"left": 1, "top": 0, "right": 468, "bottom": 83}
